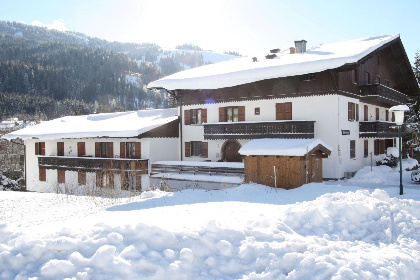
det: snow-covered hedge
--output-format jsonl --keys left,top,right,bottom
{"left": 0, "top": 173, "right": 22, "bottom": 191}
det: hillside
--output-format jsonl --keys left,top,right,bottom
{"left": 0, "top": 21, "right": 239, "bottom": 120}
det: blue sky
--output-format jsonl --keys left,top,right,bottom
{"left": 1, "top": 0, "right": 419, "bottom": 63}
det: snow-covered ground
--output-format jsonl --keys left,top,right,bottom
{"left": 1, "top": 165, "right": 420, "bottom": 279}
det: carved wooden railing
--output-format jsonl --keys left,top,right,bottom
{"left": 359, "top": 121, "right": 401, "bottom": 138}
{"left": 203, "top": 120, "right": 315, "bottom": 140}
{"left": 359, "top": 84, "right": 407, "bottom": 105}
{"left": 38, "top": 156, "right": 148, "bottom": 174}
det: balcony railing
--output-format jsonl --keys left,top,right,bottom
{"left": 203, "top": 120, "right": 315, "bottom": 140}
{"left": 359, "top": 121, "right": 400, "bottom": 138}
{"left": 359, "top": 84, "right": 407, "bottom": 106}
{"left": 38, "top": 156, "right": 149, "bottom": 174}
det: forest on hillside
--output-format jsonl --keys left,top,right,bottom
{"left": 0, "top": 21, "right": 221, "bottom": 121}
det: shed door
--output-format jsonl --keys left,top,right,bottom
{"left": 309, "top": 153, "right": 323, "bottom": 183}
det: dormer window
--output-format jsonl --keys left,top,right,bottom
{"left": 302, "top": 73, "right": 315, "bottom": 81}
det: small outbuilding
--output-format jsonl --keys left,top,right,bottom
{"left": 239, "top": 139, "right": 332, "bottom": 189}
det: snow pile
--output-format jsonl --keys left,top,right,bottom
{"left": 2, "top": 108, "right": 178, "bottom": 140}
{"left": 1, "top": 184, "right": 419, "bottom": 279}
{"left": 0, "top": 174, "right": 21, "bottom": 191}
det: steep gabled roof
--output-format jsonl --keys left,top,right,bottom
{"left": 148, "top": 35, "right": 403, "bottom": 91}
{"left": 2, "top": 108, "right": 178, "bottom": 140}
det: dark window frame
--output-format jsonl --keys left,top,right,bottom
{"left": 191, "top": 108, "right": 202, "bottom": 125}
{"left": 190, "top": 141, "right": 202, "bottom": 157}
{"left": 350, "top": 140, "right": 356, "bottom": 159}
{"left": 348, "top": 102, "right": 359, "bottom": 122}
{"left": 364, "top": 140, "right": 369, "bottom": 158}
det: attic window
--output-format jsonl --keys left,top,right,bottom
{"left": 302, "top": 73, "right": 315, "bottom": 81}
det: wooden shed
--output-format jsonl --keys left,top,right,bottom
{"left": 239, "top": 139, "right": 332, "bottom": 190}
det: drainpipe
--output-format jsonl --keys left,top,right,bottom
{"left": 178, "top": 91, "right": 183, "bottom": 161}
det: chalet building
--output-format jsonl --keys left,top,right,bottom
{"left": 148, "top": 35, "right": 420, "bottom": 179}
{"left": 3, "top": 109, "right": 180, "bottom": 193}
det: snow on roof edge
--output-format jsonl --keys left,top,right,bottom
{"left": 148, "top": 35, "right": 400, "bottom": 91}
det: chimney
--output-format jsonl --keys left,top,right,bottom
{"left": 289, "top": 47, "right": 295, "bottom": 54}
{"left": 270, "top": 48, "right": 281, "bottom": 54}
{"left": 294, "top": 40, "right": 307, "bottom": 53}
{"left": 252, "top": 57, "right": 258, "bottom": 62}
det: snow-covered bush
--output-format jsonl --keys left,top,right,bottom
{"left": 0, "top": 173, "right": 22, "bottom": 191}
{"left": 376, "top": 148, "right": 399, "bottom": 168}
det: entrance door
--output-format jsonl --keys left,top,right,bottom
{"left": 223, "top": 141, "right": 242, "bottom": 162}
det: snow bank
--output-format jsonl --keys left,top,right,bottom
{"left": 1, "top": 185, "right": 419, "bottom": 279}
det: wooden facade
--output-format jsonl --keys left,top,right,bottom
{"left": 243, "top": 147, "right": 329, "bottom": 190}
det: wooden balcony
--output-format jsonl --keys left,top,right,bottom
{"left": 38, "top": 156, "right": 149, "bottom": 174}
{"left": 203, "top": 120, "right": 315, "bottom": 140}
{"left": 359, "top": 84, "right": 407, "bottom": 106}
{"left": 359, "top": 121, "right": 400, "bottom": 138}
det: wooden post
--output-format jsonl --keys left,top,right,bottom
{"left": 273, "top": 165, "right": 277, "bottom": 190}
{"left": 370, "top": 151, "right": 373, "bottom": 172}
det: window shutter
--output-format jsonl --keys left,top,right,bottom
{"left": 58, "top": 170, "right": 65, "bottom": 184}
{"left": 121, "top": 174, "right": 127, "bottom": 191}
{"left": 96, "top": 172, "right": 102, "bottom": 187}
{"left": 356, "top": 104, "right": 359, "bottom": 121}
{"left": 201, "top": 142, "right": 208, "bottom": 158}
{"left": 95, "top": 142, "right": 100, "bottom": 157}
{"left": 392, "top": 112, "right": 395, "bottom": 122}
{"left": 35, "top": 142, "right": 39, "bottom": 155}
{"left": 135, "top": 142, "right": 141, "bottom": 159}
{"left": 184, "top": 110, "right": 190, "bottom": 125}
{"left": 238, "top": 106, "right": 245, "bottom": 122}
{"left": 40, "top": 142, "right": 45, "bottom": 155}
{"left": 109, "top": 174, "right": 114, "bottom": 189}
{"left": 386, "top": 110, "right": 389, "bottom": 121}
{"left": 376, "top": 108, "right": 379, "bottom": 121}
{"left": 201, "top": 109, "right": 207, "bottom": 123}
{"left": 219, "top": 107, "right": 226, "bottom": 122}
{"left": 364, "top": 140, "right": 368, "bottom": 157}
{"left": 348, "top": 102, "right": 352, "bottom": 121}
{"left": 39, "top": 168, "right": 46, "bottom": 181}
{"left": 108, "top": 143, "right": 114, "bottom": 158}
{"left": 57, "top": 142, "right": 64, "bottom": 156}
{"left": 185, "top": 142, "right": 191, "bottom": 157}
{"left": 276, "top": 103, "right": 284, "bottom": 120}
{"left": 77, "top": 142, "right": 85, "bottom": 157}
{"left": 120, "top": 142, "right": 126, "bottom": 158}
{"left": 78, "top": 172, "right": 86, "bottom": 185}
{"left": 364, "top": 105, "right": 368, "bottom": 121}
{"left": 284, "top": 102, "right": 292, "bottom": 120}
{"left": 379, "top": 140, "right": 385, "bottom": 154}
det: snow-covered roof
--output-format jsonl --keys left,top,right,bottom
{"left": 239, "top": 138, "right": 332, "bottom": 156}
{"left": 2, "top": 108, "right": 178, "bottom": 140}
{"left": 148, "top": 35, "right": 399, "bottom": 90}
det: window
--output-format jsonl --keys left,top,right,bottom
{"left": 184, "top": 109, "right": 207, "bottom": 125}
{"left": 191, "top": 109, "right": 202, "bottom": 125}
{"left": 77, "top": 142, "right": 86, "bottom": 157}
{"left": 392, "top": 112, "right": 395, "bottom": 122}
{"left": 254, "top": 107, "right": 260, "bottom": 115}
{"left": 374, "top": 139, "right": 386, "bottom": 155}
{"left": 350, "top": 140, "right": 356, "bottom": 159}
{"left": 39, "top": 168, "right": 46, "bottom": 181}
{"left": 96, "top": 172, "right": 114, "bottom": 189}
{"left": 78, "top": 171, "right": 86, "bottom": 185}
{"left": 364, "top": 105, "right": 368, "bottom": 121}
{"left": 276, "top": 102, "right": 292, "bottom": 120}
{"left": 185, "top": 142, "right": 208, "bottom": 158}
{"left": 121, "top": 173, "right": 141, "bottom": 192}
{"left": 386, "top": 110, "right": 389, "bottom": 122}
{"left": 57, "top": 142, "right": 64, "bottom": 156}
{"left": 374, "top": 140, "right": 380, "bottom": 155}
{"left": 365, "top": 71, "right": 371, "bottom": 84}
{"left": 302, "top": 73, "right": 315, "bottom": 81}
{"left": 58, "top": 170, "right": 65, "bottom": 184}
{"left": 219, "top": 106, "right": 245, "bottom": 122}
{"left": 120, "top": 142, "right": 141, "bottom": 159}
{"left": 227, "top": 107, "right": 239, "bottom": 122}
{"left": 352, "top": 68, "right": 358, "bottom": 84}
{"left": 35, "top": 142, "right": 45, "bottom": 155}
{"left": 348, "top": 102, "right": 359, "bottom": 121}
{"left": 376, "top": 108, "right": 380, "bottom": 121}
{"left": 375, "top": 76, "right": 381, "bottom": 84}
{"left": 364, "top": 140, "right": 369, "bottom": 158}
{"left": 95, "top": 142, "right": 113, "bottom": 158}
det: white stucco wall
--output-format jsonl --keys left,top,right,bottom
{"left": 24, "top": 137, "right": 179, "bottom": 193}
{"left": 181, "top": 95, "right": 397, "bottom": 179}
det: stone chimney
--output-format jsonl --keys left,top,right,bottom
{"left": 289, "top": 47, "right": 295, "bottom": 54}
{"left": 294, "top": 40, "right": 307, "bottom": 53}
